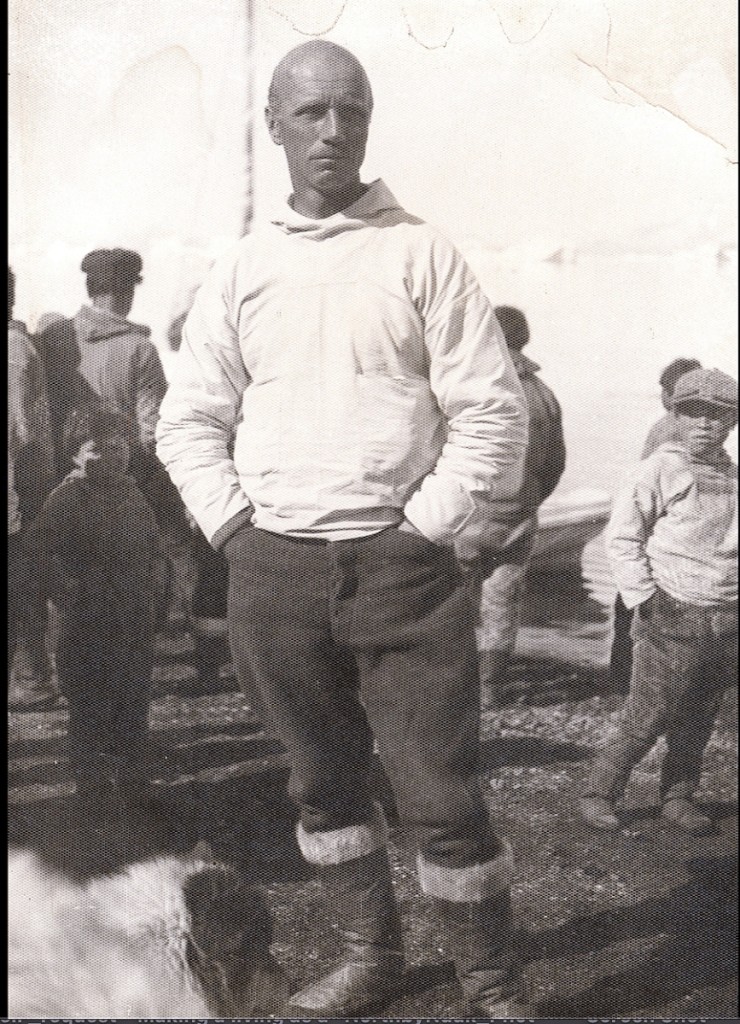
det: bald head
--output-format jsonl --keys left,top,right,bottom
{"left": 268, "top": 41, "right": 373, "bottom": 114}
{"left": 265, "top": 41, "right": 374, "bottom": 218}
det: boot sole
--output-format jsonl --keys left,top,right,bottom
{"left": 661, "top": 813, "right": 713, "bottom": 834}
{"left": 581, "top": 815, "right": 620, "bottom": 831}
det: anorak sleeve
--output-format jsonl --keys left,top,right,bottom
{"left": 134, "top": 341, "right": 168, "bottom": 455}
{"left": 25, "top": 485, "right": 78, "bottom": 602}
{"left": 605, "top": 458, "right": 664, "bottom": 608}
{"left": 156, "top": 258, "right": 253, "bottom": 548}
{"left": 403, "top": 240, "right": 528, "bottom": 545}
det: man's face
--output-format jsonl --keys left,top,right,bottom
{"left": 674, "top": 400, "right": 736, "bottom": 458}
{"left": 266, "top": 52, "right": 372, "bottom": 211}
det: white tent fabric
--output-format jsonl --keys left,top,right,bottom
{"left": 9, "top": 0, "right": 251, "bottom": 346}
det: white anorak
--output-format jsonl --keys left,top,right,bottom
{"left": 606, "top": 442, "right": 738, "bottom": 609}
{"left": 156, "top": 181, "right": 527, "bottom": 547}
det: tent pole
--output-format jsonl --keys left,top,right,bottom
{"left": 242, "top": 0, "right": 255, "bottom": 236}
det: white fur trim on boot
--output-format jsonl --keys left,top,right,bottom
{"left": 296, "top": 803, "right": 389, "bottom": 867}
{"left": 416, "top": 840, "right": 515, "bottom": 902}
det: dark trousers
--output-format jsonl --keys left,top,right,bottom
{"left": 227, "top": 526, "right": 498, "bottom": 867}
{"left": 57, "top": 618, "right": 152, "bottom": 783}
{"left": 586, "top": 588, "right": 737, "bottom": 802}
{"left": 609, "top": 593, "right": 634, "bottom": 691}
{"left": 7, "top": 533, "right": 44, "bottom": 684}
{"left": 8, "top": 535, "right": 26, "bottom": 677}
{"left": 192, "top": 526, "right": 229, "bottom": 619}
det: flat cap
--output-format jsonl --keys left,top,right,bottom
{"left": 80, "top": 248, "right": 143, "bottom": 290}
{"left": 672, "top": 367, "right": 738, "bottom": 410}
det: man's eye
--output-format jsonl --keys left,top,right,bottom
{"left": 341, "top": 107, "right": 366, "bottom": 125}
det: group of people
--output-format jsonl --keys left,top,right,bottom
{"left": 8, "top": 39, "right": 737, "bottom": 1020}
{"left": 8, "top": 252, "right": 183, "bottom": 791}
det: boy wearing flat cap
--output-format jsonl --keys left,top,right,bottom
{"left": 580, "top": 367, "right": 738, "bottom": 833}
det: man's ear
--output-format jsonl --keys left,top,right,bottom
{"left": 265, "top": 106, "right": 283, "bottom": 146}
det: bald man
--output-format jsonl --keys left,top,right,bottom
{"left": 157, "top": 41, "right": 529, "bottom": 1017}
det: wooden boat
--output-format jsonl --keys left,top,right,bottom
{"left": 529, "top": 487, "right": 612, "bottom": 575}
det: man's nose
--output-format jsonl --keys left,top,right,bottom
{"left": 321, "top": 108, "right": 343, "bottom": 140}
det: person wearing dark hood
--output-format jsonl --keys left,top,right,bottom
{"left": 470, "top": 305, "right": 565, "bottom": 695}
{"left": 157, "top": 41, "right": 530, "bottom": 1019}
{"left": 37, "top": 250, "right": 192, "bottom": 627}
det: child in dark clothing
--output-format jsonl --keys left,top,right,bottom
{"left": 29, "top": 408, "right": 171, "bottom": 798}
{"left": 581, "top": 368, "right": 738, "bottom": 833}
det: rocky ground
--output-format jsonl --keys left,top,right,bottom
{"left": 7, "top": 551, "right": 738, "bottom": 1020}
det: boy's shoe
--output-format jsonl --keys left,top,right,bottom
{"left": 661, "top": 798, "right": 712, "bottom": 834}
{"left": 578, "top": 796, "right": 620, "bottom": 831}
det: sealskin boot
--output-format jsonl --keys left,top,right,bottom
{"left": 433, "top": 890, "right": 530, "bottom": 1018}
{"left": 661, "top": 797, "right": 712, "bottom": 834}
{"left": 288, "top": 847, "right": 405, "bottom": 1017}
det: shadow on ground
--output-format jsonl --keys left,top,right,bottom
{"left": 534, "top": 854, "right": 738, "bottom": 1017}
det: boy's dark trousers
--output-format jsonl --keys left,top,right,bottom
{"left": 225, "top": 524, "right": 498, "bottom": 865}
{"left": 585, "top": 587, "right": 737, "bottom": 803}
{"left": 57, "top": 615, "right": 153, "bottom": 784}
{"left": 609, "top": 593, "right": 634, "bottom": 692}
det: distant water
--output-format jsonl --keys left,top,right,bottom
{"left": 465, "top": 252, "right": 738, "bottom": 494}
{"left": 464, "top": 252, "right": 738, "bottom": 664}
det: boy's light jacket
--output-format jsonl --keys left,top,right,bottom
{"left": 605, "top": 442, "right": 738, "bottom": 609}
{"left": 156, "top": 180, "right": 527, "bottom": 548}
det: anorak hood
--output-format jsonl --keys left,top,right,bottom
{"left": 75, "top": 303, "right": 150, "bottom": 344}
{"left": 269, "top": 179, "right": 405, "bottom": 240}
{"left": 509, "top": 349, "right": 541, "bottom": 378}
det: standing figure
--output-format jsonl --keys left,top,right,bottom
{"left": 609, "top": 356, "right": 702, "bottom": 690}
{"left": 38, "top": 249, "right": 192, "bottom": 627}
{"left": 157, "top": 41, "right": 530, "bottom": 1018}
{"left": 473, "top": 305, "right": 566, "bottom": 694}
{"left": 580, "top": 368, "right": 737, "bottom": 833}
{"left": 29, "top": 408, "right": 171, "bottom": 799}
{"left": 7, "top": 266, "right": 58, "bottom": 708}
